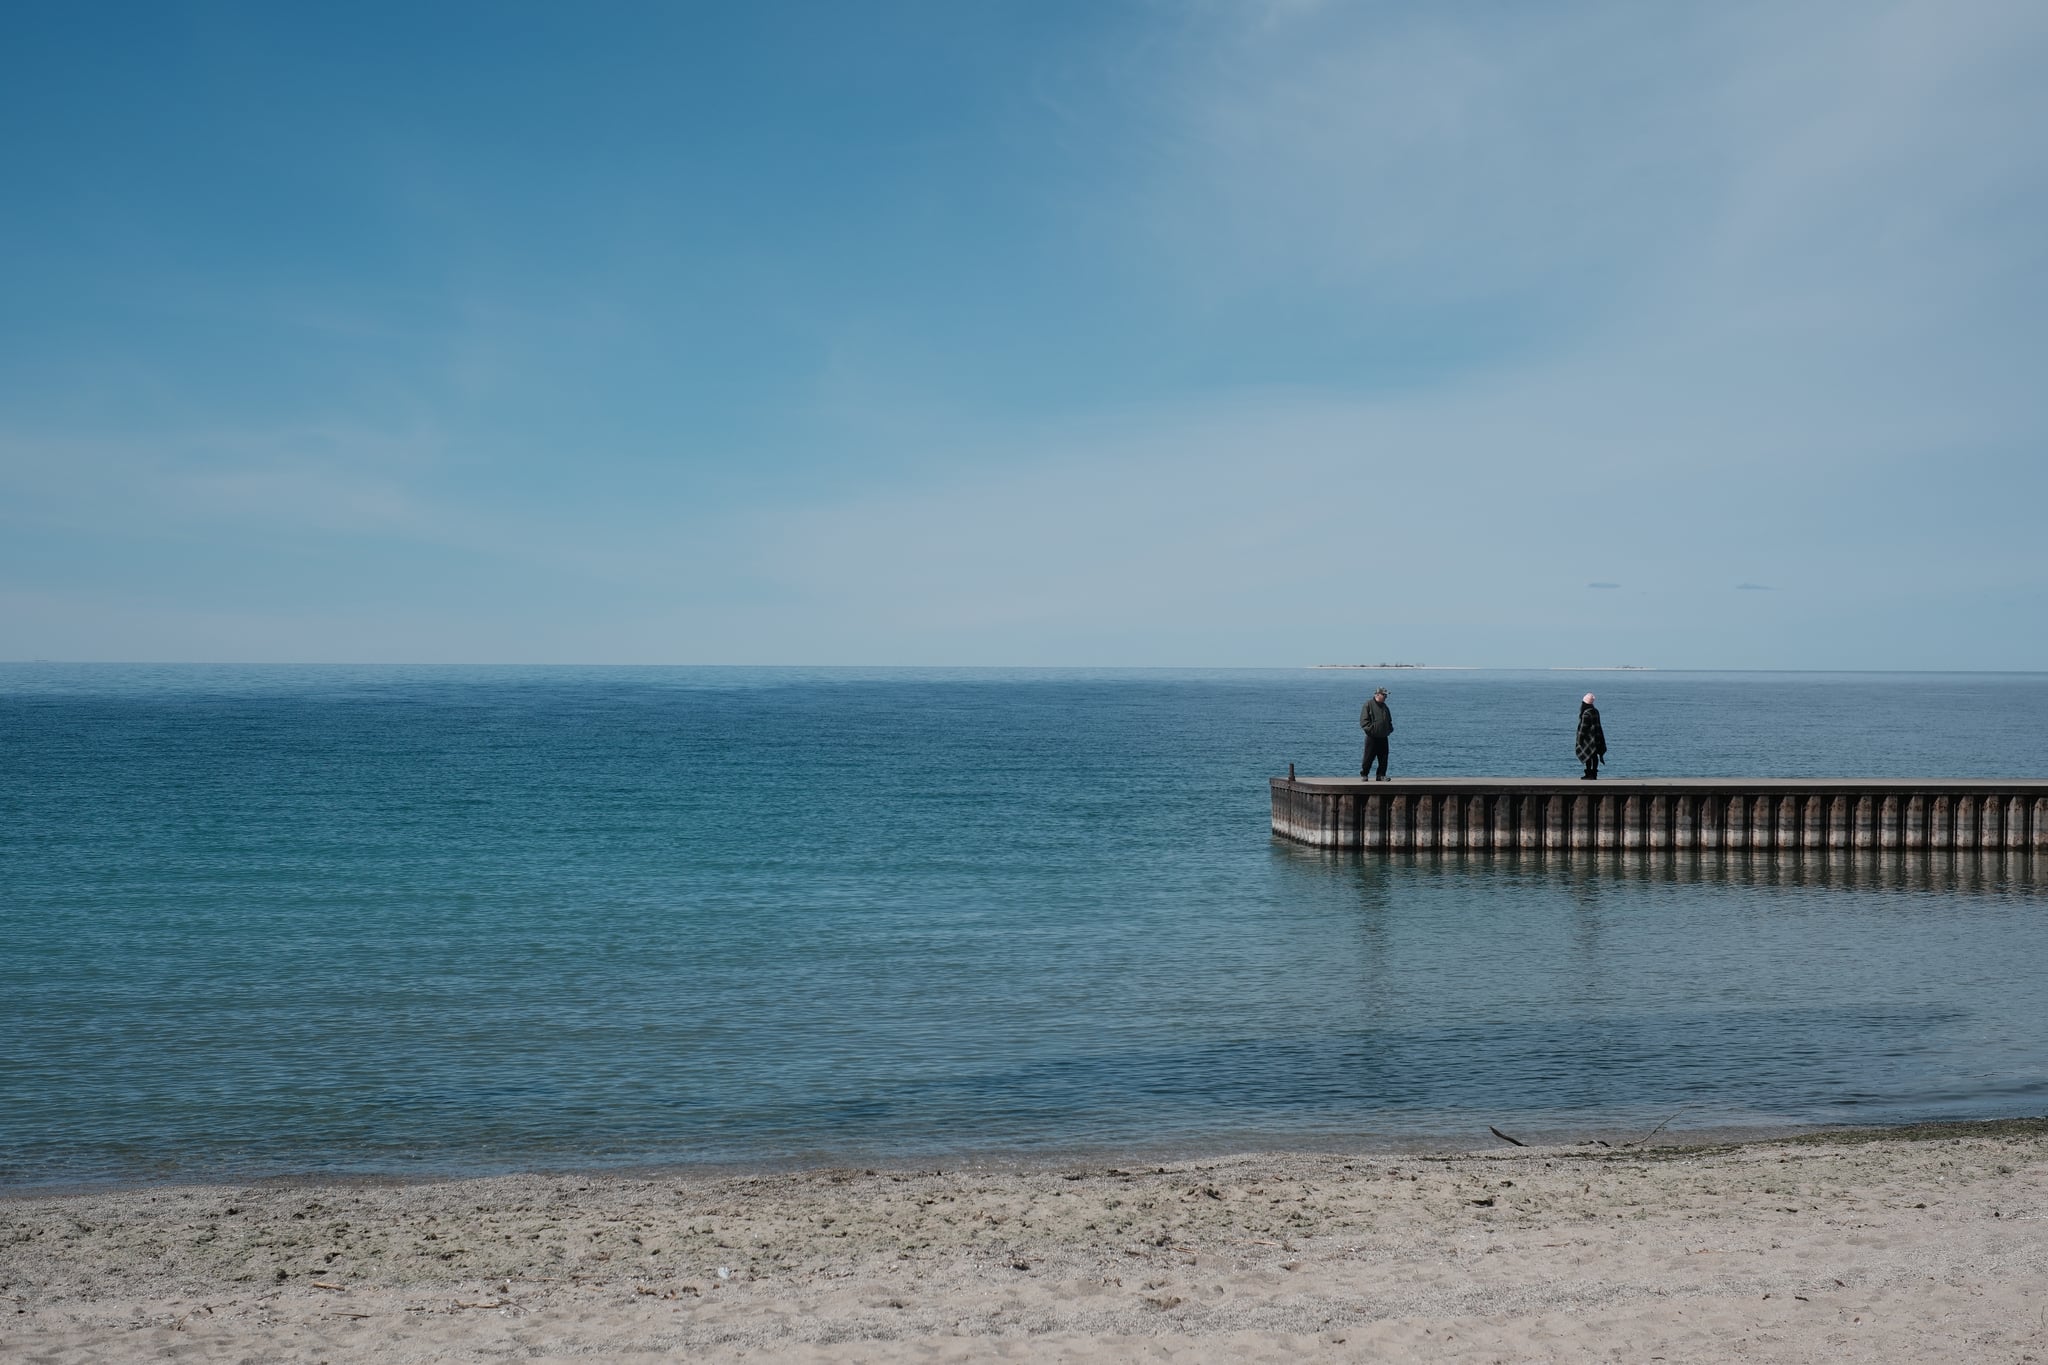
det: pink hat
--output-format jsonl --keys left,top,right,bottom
{"left": 1583, "top": 693, "right": 1596, "bottom": 704}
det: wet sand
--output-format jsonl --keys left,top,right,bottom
{"left": 5, "top": 1121, "right": 2047, "bottom": 1362}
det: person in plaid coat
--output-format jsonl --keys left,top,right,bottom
{"left": 1575, "top": 693, "right": 1607, "bottom": 779}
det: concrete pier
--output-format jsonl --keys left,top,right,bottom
{"left": 1270, "top": 777, "right": 2048, "bottom": 852}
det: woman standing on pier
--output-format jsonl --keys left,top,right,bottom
{"left": 1576, "top": 694, "right": 1607, "bottom": 779}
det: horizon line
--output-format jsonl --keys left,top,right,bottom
{"left": 6, "top": 661, "right": 2048, "bottom": 676}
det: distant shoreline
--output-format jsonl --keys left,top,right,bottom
{"left": 1308, "top": 665, "right": 1657, "bottom": 671}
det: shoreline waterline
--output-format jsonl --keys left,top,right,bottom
{"left": 11, "top": 1113, "right": 2044, "bottom": 1202}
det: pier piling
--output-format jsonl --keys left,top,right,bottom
{"left": 1271, "top": 777, "right": 2048, "bottom": 852}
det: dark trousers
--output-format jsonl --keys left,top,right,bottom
{"left": 1362, "top": 734, "right": 1390, "bottom": 779}
{"left": 1581, "top": 755, "right": 1601, "bottom": 779}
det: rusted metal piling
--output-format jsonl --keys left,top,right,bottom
{"left": 1270, "top": 778, "right": 2048, "bottom": 852}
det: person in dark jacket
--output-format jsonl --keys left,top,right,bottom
{"left": 1575, "top": 693, "right": 1607, "bottom": 779}
{"left": 1359, "top": 688, "right": 1393, "bottom": 780}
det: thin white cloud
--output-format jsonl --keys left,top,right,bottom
{"left": 1120, "top": 0, "right": 2048, "bottom": 419}
{"left": 0, "top": 426, "right": 444, "bottom": 539}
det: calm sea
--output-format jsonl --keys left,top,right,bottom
{"left": 2, "top": 666, "right": 2045, "bottom": 1188}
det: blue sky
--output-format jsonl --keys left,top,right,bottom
{"left": 2, "top": 0, "right": 2044, "bottom": 666}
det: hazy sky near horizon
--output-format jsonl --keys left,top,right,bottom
{"left": 3, "top": 1, "right": 2044, "bottom": 667}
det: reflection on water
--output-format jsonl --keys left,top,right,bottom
{"left": 1255, "top": 842, "right": 2048, "bottom": 1148}
{"left": 1278, "top": 843, "right": 2045, "bottom": 895}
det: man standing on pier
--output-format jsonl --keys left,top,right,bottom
{"left": 1360, "top": 687, "right": 1393, "bottom": 780}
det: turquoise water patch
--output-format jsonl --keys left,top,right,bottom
{"left": 2, "top": 666, "right": 2044, "bottom": 1186}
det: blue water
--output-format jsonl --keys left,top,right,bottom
{"left": 2, "top": 665, "right": 2045, "bottom": 1189}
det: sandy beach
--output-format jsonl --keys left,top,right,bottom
{"left": 5, "top": 1120, "right": 2046, "bottom": 1363}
